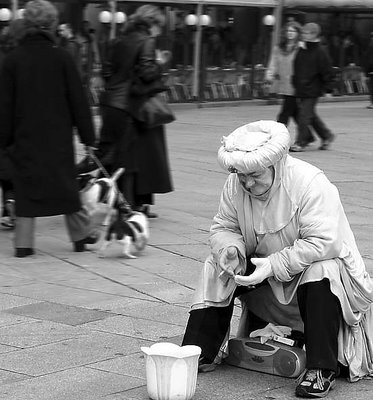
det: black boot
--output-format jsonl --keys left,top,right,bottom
{"left": 15, "top": 248, "right": 34, "bottom": 258}
{"left": 73, "top": 233, "right": 100, "bottom": 252}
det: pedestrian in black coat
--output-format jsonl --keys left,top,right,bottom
{"left": 292, "top": 23, "right": 336, "bottom": 152}
{"left": 97, "top": 5, "right": 173, "bottom": 215}
{"left": 0, "top": 0, "right": 97, "bottom": 257}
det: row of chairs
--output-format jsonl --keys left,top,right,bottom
{"left": 87, "top": 65, "right": 370, "bottom": 106}
{"left": 164, "top": 67, "right": 270, "bottom": 102}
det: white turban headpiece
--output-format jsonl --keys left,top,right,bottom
{"left": 217, "top": 120, "right": 291, "bottom": 173}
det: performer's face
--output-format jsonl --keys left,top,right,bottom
{"left": 237, "top": 167, "right": 274, "bottom": 195}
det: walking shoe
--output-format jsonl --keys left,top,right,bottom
{"left": 295, "top": 369, "right": 336, "bottom": 398}
{"left": 319, "top": 134, "right": 335, "bottom": 150}
{"left": 198, "top": 356, "right": 217, "bottom": 373}
{"left": 15, "top": 248, "right": 34, "bottom": 258}
{"left": 134, "top": 205, "right": 158, "bottom": 218}
{"left": 73, "top": 233, "right": 100, "bottom": 252}
{"left": 290, "top": 144, "right": 306, "bottom": 152}
{"left": 1, "top": 216, "right": 15, "bottom": 229}
{"left": 1, "top": 199, "right": 16, "bottom": 229}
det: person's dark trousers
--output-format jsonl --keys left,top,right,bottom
{"left": 0, "top": 179, "right": 14, "bottom": 217}
{"left": 297, "top": 97, "right": 332, "bottom": 145}
{"left": 297, "top": 279, "right": 341, "bottom": 373}
{"left": 368, "top": 73, "right": 373, "bottom": 104}
{"left": 277, "top": 95, "right": 298, "bottom": 126}
{"left": 277, "top": 95, "right": 314, "bottom": 144}
{"left": 182, "top": 261, "right": 264, "bottom": 361}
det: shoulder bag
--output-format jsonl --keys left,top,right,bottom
{"left": 134, "top": 93, "right": 175, "bottom": 129}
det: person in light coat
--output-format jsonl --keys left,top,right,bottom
{"left": 182, "top": 120, "right": 373, "bottom": 398}
{"left": 266, "top": 21, "right": 314, "bottom": 149}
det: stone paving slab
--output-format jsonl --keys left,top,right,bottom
{"left": 0, "top": 273, "right": 35, "bottom": 288}
{"left": 114, "top": 302, "right": 189, "bottom": 327}
{"left": 87, "top": 353, "right": 146, "bottom": 380}
{"left": 0, "top": 312, "right": 35, "bottom": 328}
{"left": 5, "top": 302, "right": 112, "bottom": 326}
{"left": 84, "top": 315, "right": 185, "bottom": 342}
{"left": 0, "top": 331, "right": 144, "bottom": 376}
{"left": 0, "top": 369, "right": 30, "bottom": 385}
{"left": 0, "top": 282, "right": 154, "bottom": 309}
{"left": 0, "top": 319, "right": 89, "bottom": 348}
{"left": 0, "top": 366, "right": 144, "bottom": 400}
{"left": 0, "top": 344, "right": 20, "bottom": 354}
{"left": 0, "top": 293, "right": 41, "bottom": 311}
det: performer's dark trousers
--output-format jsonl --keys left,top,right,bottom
{"left": 182, "top": 278, "right": 341, "bottom": 373}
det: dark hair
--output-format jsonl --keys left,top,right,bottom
{"left": 278, "top": 21, "right": 302, "bottom": 52}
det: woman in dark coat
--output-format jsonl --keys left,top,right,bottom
{"left": 0, "top": 0, "right": 97, "bottom": 257}
{"left": 98, "top": 5, "right": 173, "bottom": 216}
{"left": 130, "top": 8, "right": 173, "bottom": 217}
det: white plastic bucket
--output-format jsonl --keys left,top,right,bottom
{"left": 141, "top": 342, "right": 201, "bottom": 400}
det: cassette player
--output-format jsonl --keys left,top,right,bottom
{"left": 225, "top": 337, "right": 306, "bottom": 378}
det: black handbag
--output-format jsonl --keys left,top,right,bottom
{"left": 134, "top": 93, "right": 176, "bottom": 128}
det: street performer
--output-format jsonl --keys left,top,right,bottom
{"left": 182, "top": 120, "right": 373, "bottom": 398}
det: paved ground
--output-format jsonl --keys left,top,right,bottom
{"left": 0, "top": 100, "right": 372, "bottom": 399}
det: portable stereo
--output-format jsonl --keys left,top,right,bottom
{"left": 225, "top": 337, "right": 306, "bottom": 378}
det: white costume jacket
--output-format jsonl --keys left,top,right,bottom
{"left": 192, "top": 155, "right": 373, "bottom": 381}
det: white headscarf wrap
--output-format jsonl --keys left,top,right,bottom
{"left": 217, "top": 120, "right": 291, "bottom": 173}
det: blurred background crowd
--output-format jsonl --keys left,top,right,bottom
{"left": 1, "top": 0, "right": 373, "bottom": 103}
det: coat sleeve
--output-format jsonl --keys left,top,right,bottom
{"left": 268, "top": 173, "right": 343, "bottom": 281}
{"left": 0, "top": 57, "right": 14, "bottom": 150}
{"left": 318, "top": 47, "right": 333, "bottom": 93}
{"left": 135, "top": 37, "right": 163, "bottom": 83}
{"left": 63, "top": 54, "right": 95, "bottom": 146}
{"left": 209, "top": 176, "right": 247, "bottom": 267}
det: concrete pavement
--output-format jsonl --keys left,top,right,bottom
{"left": 0, "top": 100, "right": 372, "bottom": 399}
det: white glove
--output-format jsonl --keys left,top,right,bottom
{"left": 218, "top": 246, "right": 239, "bottom": 278}
{"left": 250, "top": 322, "right": 292, "bottom": 344}
{"left": 235, "top": 257, "right": 273, "bottom": 286}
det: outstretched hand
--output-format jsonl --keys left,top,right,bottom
{"left": 235, "top": 257, "right": 273, "bottom": 286}
{"left": 219, "top": 246, "right": 239, "bottom": 278}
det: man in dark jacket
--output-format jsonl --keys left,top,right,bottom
{"left": 57, "top": 22, "right": 82, "bottom": 75}
{"left": 292, "top": 23, "right": 336, "bottom": 151}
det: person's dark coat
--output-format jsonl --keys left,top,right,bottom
{"left": 364, "top": 40, "right": 373, "bottom": 75}
{"left": 134, "top": 123, "right": 173, "bottom": 197}
{"left": 0, "top": 31, "right": 95, "bottom": 217}
{"left": 100, "top": 29, "right": 163, "bottom": 113}
{"left": 293, "top": 41, "right": 333, "bottom": 98}
{"left": 98, "top": 27, "right": 164, "bottom": 173}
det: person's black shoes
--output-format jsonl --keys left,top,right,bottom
{"left": 295, "top": 369, "right": 336, "bottom": 398}
{"left": 73, "top": 233, "right": 100, "bottom": 252}
{"left": 319, "top": 133, "right": 336, "bottom": 150}
{"left": 15, "top": 248, "right": 34, "bottom": 258}
{"left": 134, "top": 205, "right": 158, "bottom": 218}
{"left": 198, "top": 356, "right": 216, "bottom": 373}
